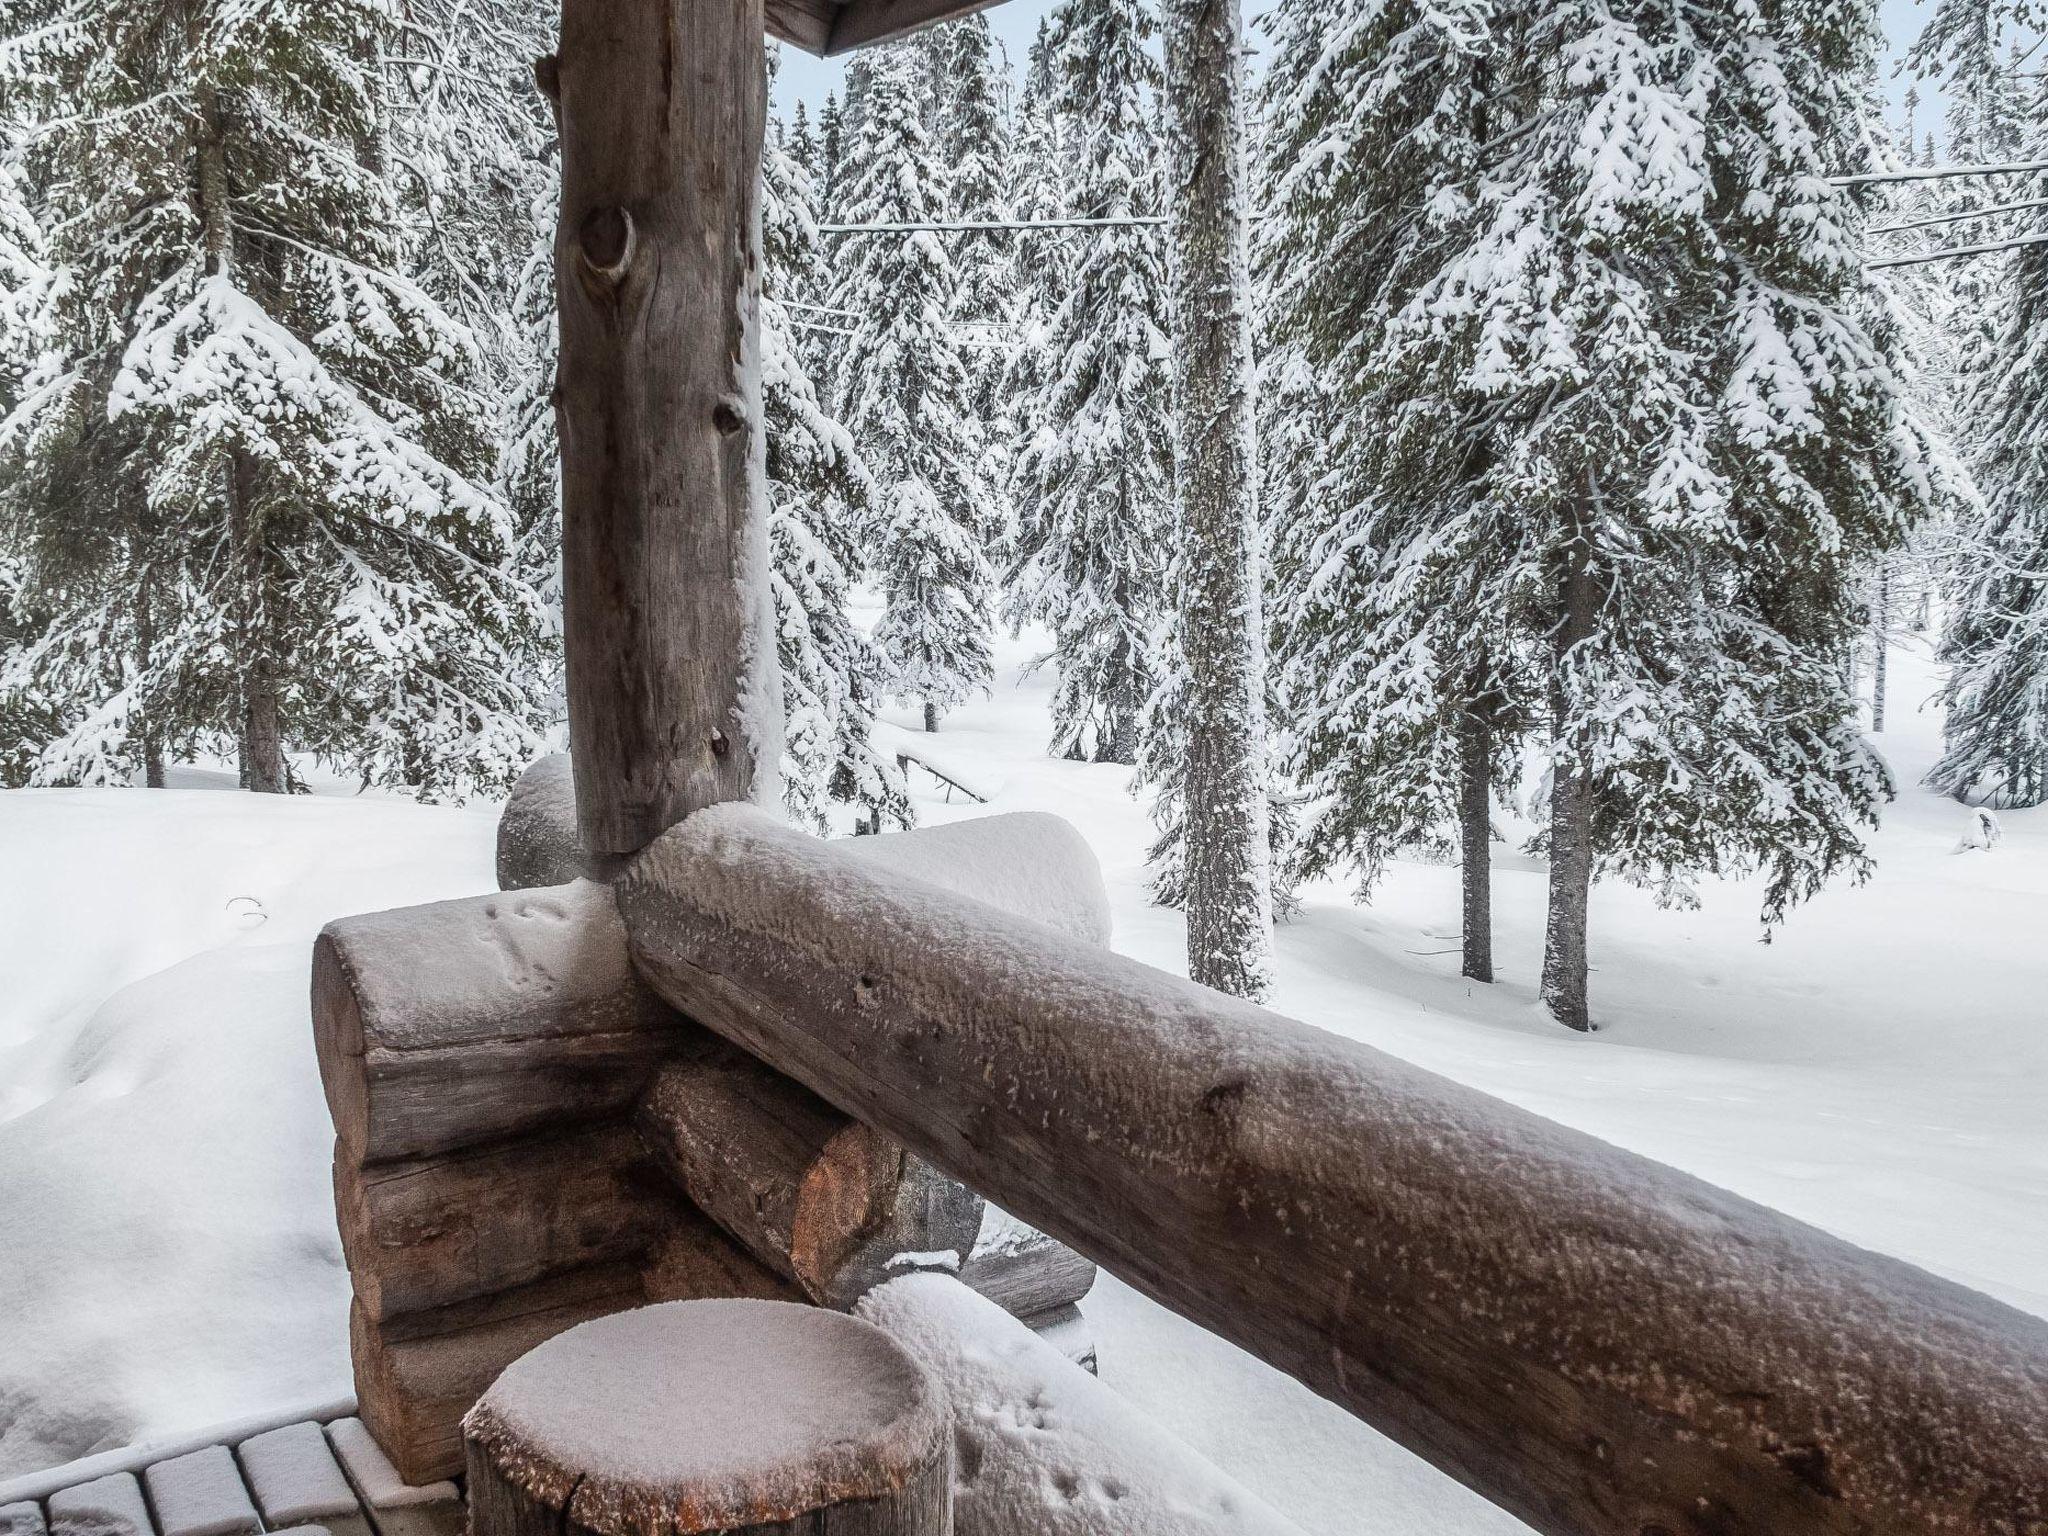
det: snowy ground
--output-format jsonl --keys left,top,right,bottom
{"left": 2, "top": 627, "right": 2043, "bottom": 1533}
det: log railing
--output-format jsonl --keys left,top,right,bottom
{"left": 615, "top": 803, "right": 2048, "bottom": 1536}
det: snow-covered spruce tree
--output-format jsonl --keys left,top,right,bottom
{"left": 1007, "top": 0, "right": 1175, "bottom": 766}
{"left": 1159, "top": 0, "right": 1275, "bottom": 999}
{"left": 1929, "top": 103, "right": 2048, "bottom": 804}
{"left": 926, "top": 14, "right": 1014, "bottom": 423}
{"left": 1312, "top": 0, "right": 1948, "bottom": 1028}
{"left": 762, "top": 95, "right": 911, "bottom": 834}
{"left": 0, "top": 0, "right": 548, "bottom": 798}
{"left": 1261, "top": 0, "right": 1530, "bottom": 985}
{"left": 831, "top": 44, "right": 997, "bottom": 735}
{"left": 818, "top": 91, "right": 846, "bottom": 208}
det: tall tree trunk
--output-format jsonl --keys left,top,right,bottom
{"left": 136, "top": 564, "right": 165, "bottom": 788}
{"left": 1871, "top": 568, "right": 1889, "bottom": 733}
{"left": 192, "top": 63, "right": 285, "bottom": 795}
{"left": 1540, "top": 507, "right": 1600, "bottom": 1032}
{"left": 1162, "top": 0, "right": 1273, "bottom": 1001}
{"left": 923, "top": 701, "right": 938, "bottom": 734}
{"left": 1457, "top": 702, "right": 1493, "bottom": 985}
{"left": 232, "top": 450, "right": 286, "bottom": 795}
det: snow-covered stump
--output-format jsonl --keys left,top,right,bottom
{"left": 619, "top": 803, "right": 2048, "bottom": 1536}
{"left": 637, "top": 1039, "right": 985, "bottom": 1309}
{"left": 859, "top": 1275, "right": 1303, "bottom": 1535}
{"left": 462, "top": 1302, "right": 951, "bottom": 1536}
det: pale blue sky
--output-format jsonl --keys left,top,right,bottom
{"left": 775, "top": 0, "right": 1948, "bottom": 140}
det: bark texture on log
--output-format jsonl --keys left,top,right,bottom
{"left": 1161, "top": 0, "right": 1273, "bottom": 1002}
{"left": 462, "top": 1301, "right": 951, "bottom": 1536}
{"left": 336, "top": 1124, "right": 683, "bottom": 1321}
{"left": 497, "top": 754, "right": 594, "bottom": 891}
{"left": 954, "top": 1230, "right": 1096, "bottom": 1324}
{"left": 352, "top": 1208, "right": 797, "bottom": 1486}
{"left": 313, "top": 883, "right": 677, "bottom": 1163}
{"left": 555, "top": 0, "right": 777, "bottom": 858}
{"left": 619, "top": 803, "right": 2048, "bottom": 1536}
{"left": 636, "top": 1044, "right": 984, "bottom": 1309}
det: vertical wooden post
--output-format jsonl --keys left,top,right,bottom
{"left": 552, "top": 0, "right": 776, "bottom": 859}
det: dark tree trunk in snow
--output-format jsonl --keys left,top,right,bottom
{"left": 1872, "top": 568, "right": 1890, "bottom": 733}
{"left": 231, "top": 449, "right": 285, "bottom": 795}
{"left": 1458, "top": 703, "right": 1493, "bottom": 985}
{"left": 1162, "top": 0, "right": 1273, "bottom": 1001}
{"left": 1541, "top": 524, "right": 1599, "bottom": 1032}
{"left": 924, "top": 700, "right": 938, "bottom": 734}
{"left": 553, "top": 0, "right": 773, "bottom": 858}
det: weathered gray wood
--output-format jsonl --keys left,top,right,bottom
{"left": 348, "top": 1204, "right": 796, "bottom": 1486}
{"left": 496, "top": 755, "right": 594, "bottom": 891}
{"left": 762, "top": 0, "right": 834, "bottom": 51}
{"left": 1023, "top": 1302, "right": 1097, "bottom": 1375}
{"left": 555, "top": 0, "right": 774, "bottom": 858}
{"left": 323, "top": 1421, "right": 463, "bottom": 1536}
{"left": 956, "top": 1231, "right": 1095, "bottom": 1323}
{"left": 234, "top": 1424, "right": 372, "bottom": 1536}
{"left": 824, "top": 0, "right": 1005, "bottom": 53}
{"left": 619, "top": 804, "right": 2048, "bottom": 1536}
{"left": 463, "top": 1301, "right": 951, "bottom": 1536}
{"left": 636, "top": 1043, "right": 983, "bottom": 1308}
{"left": 336, "top": 1122, "right": 683, "bottom": 1321}
{"left": 0, "top": 1503, "right": 44, "bottom": 1536}
{"left": 312, "top": 883, "right": 679, "bottom": 1163}
{"left": 46, "top": 1476, "right": 150, "bottom": 1536}
{"left": 143, "top": 1448, "right": 259, "bottom": 1536}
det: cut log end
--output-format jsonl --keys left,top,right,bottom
{"left": 463, "top": 1300, "right": 950, "bottom": 1536}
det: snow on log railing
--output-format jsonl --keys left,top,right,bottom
{"left": 618, "top": 803, "right": 2048, "bottom": 1536}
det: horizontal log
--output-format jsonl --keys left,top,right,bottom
{"left": 957, "top": 1228, "right": 1097, "bottom": 1322}
{"left": 824, "top": 0, "right": 1006, "bottom": 54}
{"left": 313, "top": 882, "right": 679, "bottom": 1163}
{"left": 635, "top": 1042, "right": 983, "bottom": 1308}
{"left": 496, "top": 755, "right": 595, "bottom": 891}
{"left": 762, "top": 0, "right": 833, "bottom": 52}
{"left": 335, "top": 1124, "right": 683, "bottom": 1321}
{"left": 354, "top": 1208, "right": 796, "bottom": 1484}
{"left": 619, "top": 804, "right": 2048, "bottom": 1536}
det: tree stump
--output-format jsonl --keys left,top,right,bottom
{"left": 463, "top": 1300, "right": 952, "bottom": 1536}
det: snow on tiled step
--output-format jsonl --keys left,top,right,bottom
{"left": 0, "top": 1502, "right": 46, "bottom": 1536}
{"left": 322, "top": 1422, "right": 460, "bottom": 1536}
{"left": 235, "top": 1424, "right": 371, "bottom": 1536}
{"left": 46, "top": 1474, "right": 151, "bottom": 1536}
{"left": 144, "top": 1446, "right": 260, "bottom": 1536}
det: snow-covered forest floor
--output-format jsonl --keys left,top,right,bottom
{"left": 2, "top": 622, "right": 2042, "bottom": 1533}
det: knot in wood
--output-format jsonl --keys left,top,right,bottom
{"left": 710, "top": 728, "right": 730, "bottom": 759}
{"left": 713, "top": 399, "right": 746, "bottom": 437}
{"left": 577, "top": 205, "right": 635, "bottom": 283}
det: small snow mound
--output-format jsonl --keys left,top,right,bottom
{"left": 858, "top": 1274, "right": 1307, "bottom": 1535}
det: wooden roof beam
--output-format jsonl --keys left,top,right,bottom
{"left": 765, "top": 0, "right": 1010, "bottom": 57}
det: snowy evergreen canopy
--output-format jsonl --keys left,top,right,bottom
{"left": 1006, "top": 0, "right": 1175, "bottom": 766}
{"left": 0, "top": 0, "right": 549, "bottom": 796}
{"left": 1260, "top": 0, "right": 1956, "bottom": 1025}
{"left": 830, "top": 43, "right": 997, "bottom": 732}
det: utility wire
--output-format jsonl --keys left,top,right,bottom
{"left": 1867, "top": 228, "right": 2048, "bottom": 270}
{"left": 1867, "top": 196, "right": 2048, "bottom": 236}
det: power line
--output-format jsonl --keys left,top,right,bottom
{"left": 1831, "top": 157, "right": 2048, "bottom": 188}
{"left": 819, "top": 214, "right": 1169, "bottom": 236}
{"left": 1867, "top": 228, "right": 2048, "bottom": 270}
{"left": 1867, "top": 197, "right": 2048, "bottom": 237}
